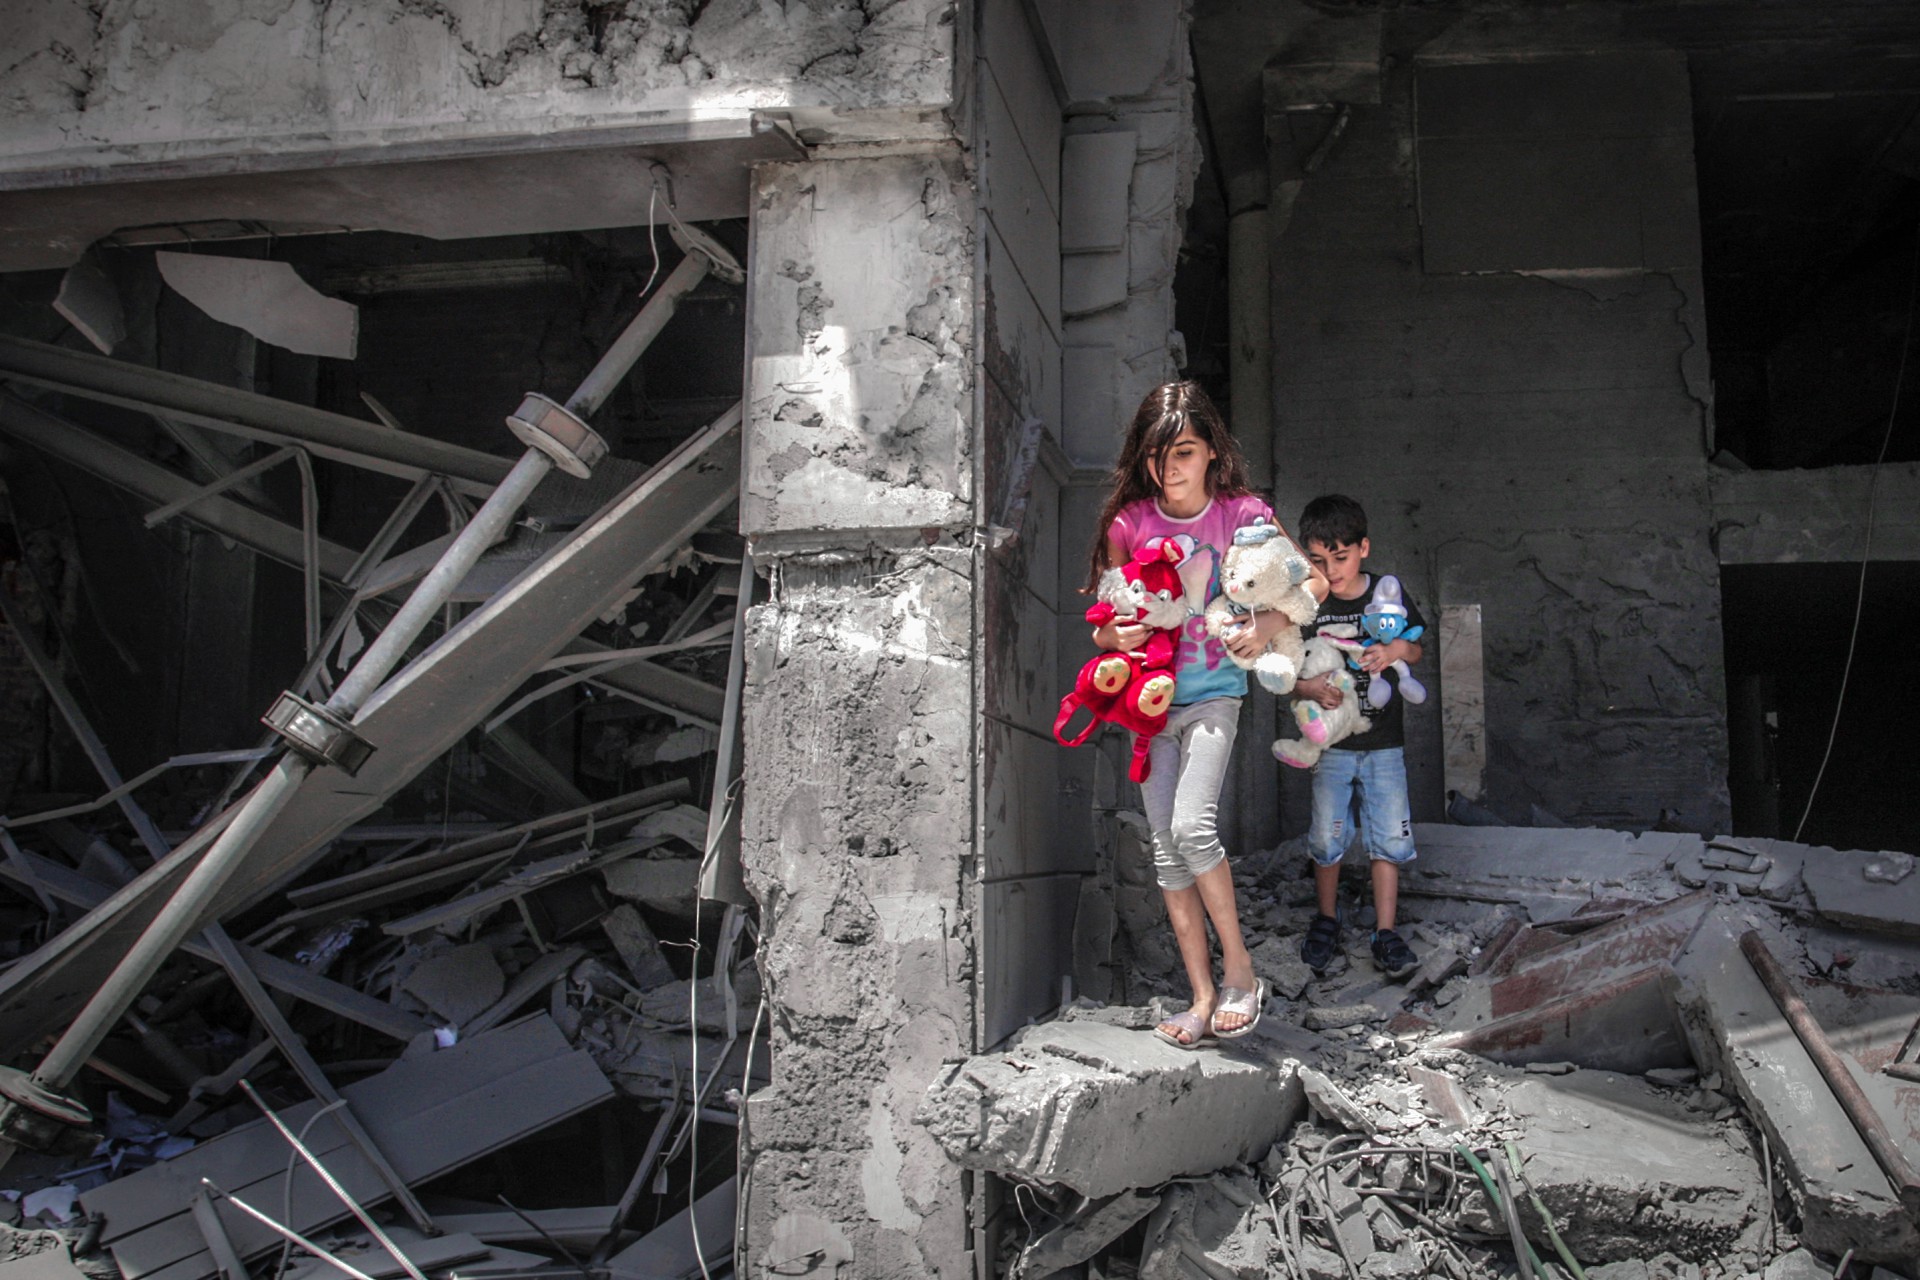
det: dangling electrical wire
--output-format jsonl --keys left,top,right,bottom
{"left": 1795, "top": 211, "right": 1920, "bottom": 842}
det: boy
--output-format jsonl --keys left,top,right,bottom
{"left": 1292, "top": 494, "right": 1425, "bottom": 979}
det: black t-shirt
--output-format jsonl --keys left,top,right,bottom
{"left": 1304, "top": 572, "right": 1428, "bottom": 752}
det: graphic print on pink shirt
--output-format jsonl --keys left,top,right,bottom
{"left": 1108, "top": 492, "right": 1276, "bottom": 704}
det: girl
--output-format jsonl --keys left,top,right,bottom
{"left": 1087, "top": 381, "right": 1326, "bottom": 1046}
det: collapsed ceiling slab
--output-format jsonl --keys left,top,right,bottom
{"left": 0, "top": 117, "right": 802, "bottom": 273}
{"left": 0, "top": 406, "right": 741, "bottom": 1059}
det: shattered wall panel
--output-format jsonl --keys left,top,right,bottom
{"left": 1270, "top": 25, "right": 1730, "bottom": 831}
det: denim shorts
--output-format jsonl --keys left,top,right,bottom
{"left": 1307, "top": 747, "right": 1418, "bottom": 867}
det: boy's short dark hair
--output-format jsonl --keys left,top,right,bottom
{"left": 1299, "top": 494, "right": 1368, "bottom": 549}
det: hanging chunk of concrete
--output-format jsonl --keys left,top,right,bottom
{"left": 156, "top": 253, "right": 358, "bottom": 359}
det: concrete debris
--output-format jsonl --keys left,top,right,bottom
{"left": 916, "top": 1019, "right": 1307, "bottom": 1198}
{"left": 1137, "top": 1172, "right": 1275, "bottom": 1280}
{"left": 1010, "top": 1188, "right": 1161, "bottom": 1278}
{"left": 1504, "top": 1072, "right": 1768, "bottom": 1263}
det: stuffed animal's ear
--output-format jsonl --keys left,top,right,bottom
{"left": 1232, "top": 522, "right": 1278, "bottom": 547}
{"left": 1156, "top": 538, "right": 1186, "bottom": 566}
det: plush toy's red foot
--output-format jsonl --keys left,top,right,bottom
{"left": 1091, "top": 653, "right": 1133, "bottom": 696}
{"left": 1135, "top": 673, "right": 1175, "bottom": 719}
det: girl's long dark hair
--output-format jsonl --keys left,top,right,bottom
{"left": 1083, "top": 380, "right": 1253, "bottom": 591}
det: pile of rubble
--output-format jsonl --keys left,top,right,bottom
{"left": 923, "top": 823, "right": 1920, "bottom": 1278}
{"left": 0, "top": 772, "right": 759, "bottom": 1280}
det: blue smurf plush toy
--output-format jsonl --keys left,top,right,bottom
{"left": 1353, "top": 574, "right": 1427, "bottom": 710}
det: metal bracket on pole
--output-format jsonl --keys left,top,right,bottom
{"left": 262, "top": 692, "right": 374, "bottom": 775}
{"left": 504, "top": 394, "right": 608, "bottom": 479}
{"left": 0, "top": 1067, "right": 91, "bottom": 1150}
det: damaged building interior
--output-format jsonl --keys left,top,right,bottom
{"left": 0, "top": 0, "right": 1917, "bottom": 1277}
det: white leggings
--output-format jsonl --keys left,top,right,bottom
{"left": 1140, "top": 697, "right": 1241, "bottom": 890}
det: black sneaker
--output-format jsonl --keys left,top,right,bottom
{"left": 1371, "top": 928, "right": 1419, "bottom": 979}
{"left": 1300, "top": 913, "right": 1343, "bottom": 974}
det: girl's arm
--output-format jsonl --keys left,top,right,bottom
{"left": 1092, "top": 533, "right": 1148, "bottom": 652}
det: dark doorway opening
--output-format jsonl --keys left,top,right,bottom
{"left": 1722, "top": 559, "right": 1920, "bottom": 851}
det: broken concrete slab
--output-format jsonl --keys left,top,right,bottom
{"left": 1297, "top": 1066, "right": 1375, "bottom": 1135}
{"left": 1805, "top": 846, "right": 1920, "bottom": 938}
{"left": 916, "top": 1019, "right": 1306, "bottom": 1199}
{"left": 397, "top": 942, "right": 505, "bottom": 1026}
{"left": 156, "top": 253, "right": 357, "bottom": 359}
{"left": 1250, "top": 936, "right": 1314, "bottom": 1001}
{"left": 1404, "top": 823, "right": 1700, "bottom": 917}
{"left": 1503, "top": 1071, "right": 1767, "bottom": 1263}
{"left": 1403, "top": 1064, "right": 1476, "bottom": 1131}
{"left": 1676, "top": 909, "right": 1920, "bottom": 1265}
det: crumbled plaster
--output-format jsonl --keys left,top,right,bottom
{"left": 0, "top": 0, "right": 958, "bottom": 168}
{"left": 739, "top": 547, "right": 976, "bottom": 1276}
{"left": 745, "top": 154, "right": 974, "bottom": 535}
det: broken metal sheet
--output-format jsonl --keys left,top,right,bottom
{"left": 0, "top": 393, "right": 361, "bottom": 582}
{"left": 280, "top": 1232, "right": 491, "bottom": 1280}
{"left": 80, "top": 1016, "right": 613, "bottom": 1280}
{"left": 602, "top": 1178, "right": 736, "bottom": 1280}
{"left": 156, "top": 253, "right": 358, "bottom": 359}
{"left": 0, "top": 335, "right": 510, "bottom": 493}
{"left": 0, "top": 409, "right": 740, "bottom": 1060}
{"left": 1436, "top": 891, "right": 1712, "bottom": 1072}
{"left": 422, "top": 1207, "right": 618, "bottom": 1250}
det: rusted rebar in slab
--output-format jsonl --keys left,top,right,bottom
{"left": 1739, "top": 930, "right": 1920, "bottom": 1219}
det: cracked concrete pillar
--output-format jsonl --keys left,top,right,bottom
{"left": 738, "top": 152, "right": 978, "bottom": 1278}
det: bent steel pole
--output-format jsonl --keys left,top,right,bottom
{"left": 0, "top": 223, "right": 741, "bottom": 1153}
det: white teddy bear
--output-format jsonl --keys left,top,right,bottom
{"left": 1203, "top": 521, "right": 1321, "bottom": 695}
{"left": 1272, "top": 625, "right": 1371, "bottom": 769}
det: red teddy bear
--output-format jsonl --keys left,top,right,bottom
{"left": 1054, "top": 538, "right": 1188, "bottom": 782}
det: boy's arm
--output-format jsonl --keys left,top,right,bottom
{"left": 1294, "top": 672, "right": 1342, "bottom": 709}
{"left": 1356, "top": 638, "right": 1421, "bottom": 673}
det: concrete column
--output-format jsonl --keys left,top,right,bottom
{"left": 738, "top": 153, "right": 976, "bottom": 1278}
{"left": 1227, "top": 206, "right": 1271, "bottom": 489}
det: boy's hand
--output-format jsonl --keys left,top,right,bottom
{"left": 1094, "top": 618, "right": 1148, "bottom": 652}
{"left": 1294, "top": 673, "right": 1342, "bottom": 710}
{"left": 1356, "top": 639, "right": 1407, "bottom": 674}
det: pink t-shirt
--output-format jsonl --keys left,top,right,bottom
{"left": 1107, "top": 492, "right": 1276, "bottom": 704}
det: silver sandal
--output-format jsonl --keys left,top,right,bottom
{"left": 1211, "top": 978, "right": 1267, "bottom": 1039}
